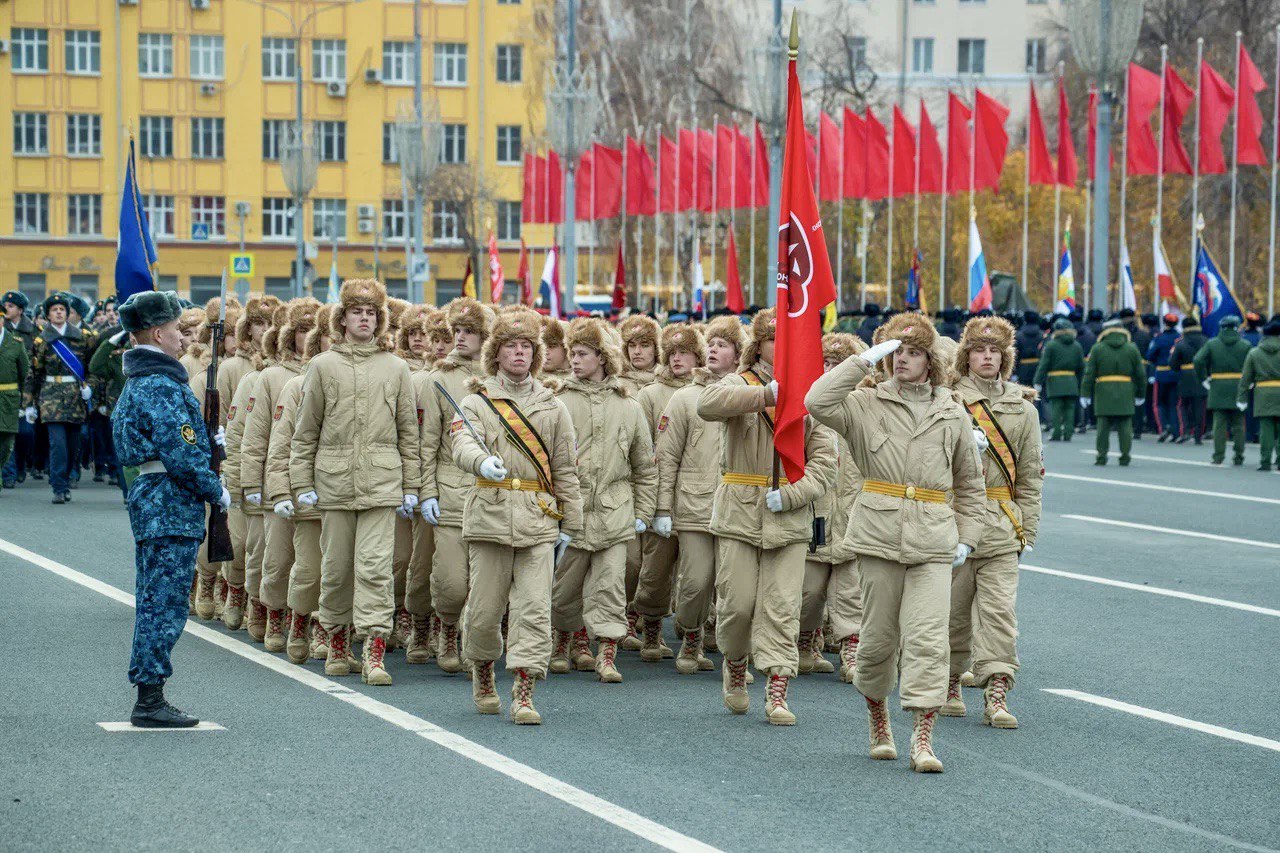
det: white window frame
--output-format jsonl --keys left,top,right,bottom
{"left": 191, "top": 117, "right": 225, "bottom": 160}
{"left": 13, "top": 113, "right": 49, "bottom": 156}
{"left": 66, "top": 113, "right": 102, "bottom": 157}
{"left": 65, "top": 30, "right": 101, "bottom": 76}
{"left": 440, "top": 123, "right": 467, "bottom": 164}
{"left": 12, "top": 28, "right": 49, "bottom": 74}
{"left": 138, "top": 33, "right": 174, "bottom": 78}
{"left": 382, "top": 199, "right": 407, "bottom": 242}
{"left": 433, "top": 43, "right": 467, "bottom": 86}
{"left": 190, "top": 34, "right": 225, "bottom": 80}
{"left": 382, "top": 41, "right": 414, "bottom": 85}
{"left": 139, "top": 116, "right": 174, "bottom": 159}
{"left": 312, "top": 198, "right": 347, "bottom": 240}
{"left": 958, "top": 38, "right": 986, "bottom": 75}
{"left": 262, "top": 197, "right": 295, "bottom": 240}
{"left": 312, "top": 39, "right": 346, "bottom": 83}
{"left": 495, "top": 125, "right": 521, "bottom": 165}
{"left": 144, "top": 194, "right": 176, "bottom": 239}
{"left": 1025, "top": 38, "right": 1047, "bottom": 74}
{"left": 68, "top": 194, "right": 103, "bottom": 236}
{"left": 911, "top": 38, "right": 934, "bottom": 74}
{"left": 495, "top": 44, "right": 522, "bottom": 83}
{"left": 382, "top": 122, "right": 399, "bottom": 163}
{"left": 262, "top": 119, "right": 289, "bottom": 160}
{"left": 14, "top": 193, "right": 49, "bottom": 235}
{"left": 496, "top": 200, "right": 521, "bottom": 242}
{"left": 262, "top": 37, "right": 297, "bottom": 82}
{"left": 316, "top": 121, "right": 346, "bottom": 162}
{"left": 432, "top": 200, "right": 460, "bottom": 244}
{"left": 191, "top": 195, "right": 226, "bottom": 238}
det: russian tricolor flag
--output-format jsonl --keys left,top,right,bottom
{"left": 1055, "top": 227, "right": 1077, "bottom": 316}
{"left": 538, "top": 247, "right": 561, "bottom": 318}
{"left": 967, "top": 211, "right": 992, "bottom": 312}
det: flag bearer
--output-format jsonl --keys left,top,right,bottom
{"left": 1238, "top": 319, "right": 1280, "bottom": 470}
{"left": 1031, "top": 318, "right": 1083, "bottom": 442}
{"left": 1082, "top": 319, "right": 1147, "bottom": 466}
{"left": 1194, "top": 315, "right": 1253, "bottom": 466}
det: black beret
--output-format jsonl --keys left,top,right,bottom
{"left": 119, "top": 290, "right": 184, "bottom": 333}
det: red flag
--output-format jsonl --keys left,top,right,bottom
{"left": 754, "top": 123, "right": 770, "bottom": 207}
{"left": 973, "top": 89, "right": 1010, "bottom": 191}
{"left": 842, "top": 107, "right": 865, "bottom": 199}
{"left": 724, "top": 228, "right": 745, "bottom": 314}
{"left": 1236, "top": 43, "right": 1269, "bottom": 166}
{"left": 547, "top": 150, "right": 564, "bottom": 224}
{"left": 864, "top": 108, "right": 889, "bottom": 200}
{"left": 1161, "top": 65, "right": 1194, "bottom": 175}
{"left": 819, "top": 112, "right": 842, "bottom": 201}
{"left": 804, "top": 128, "right": 818, "bottom": 182}
{"left": 716, "top": 124, "right": 735, "bottom": 209}
{"left": 487, "top": 229, "right": 505, "bottom": 304}
{"left": 1027, "top": 84, "right": 1055, "bottom": 186}
{"left": 658, "top": 135, "right": 678, "bottom": 213}
{"left": 918, "top": 102, "right": 943, "bottom": 194}
{"left": 575, "top": 146, "right": 595, "bottom": 219}
{"left": 697, "top": 128, "right": 715, "bottom": 212}
{"left": 1199, "top": 61, "right": 1235, "bottom": 175}
{"left": 517, "top": 238, "right": 533, "bottom": 306}
{"left": 592, "top": 142, "right": 624, "bottom": 220}
{"left": 611, "top": 243, "right": 627, "bottom": 311}
{"left": 775, "top": 47, "right": 836, "bottom": 484}
{"left": 1057, "top": 79, "right": 1078, "bottom": 187}
{"left": 625, "top": 136, "right": 656, "bottom": 216}
{"left": 734, "top": 125, "right": 753, "bottom": 208}
{"left": 891, "top": 105, "right": 916, "bottom": 198}
{"left": 678, "top": 129, "right": 697, "bottom": 211}
{"left": 1126, "top": 63, "right": 1161, "bottom": 175}
{"left": 522, "top": 153, "right": 539, "bottom": 223}
{"left": 946, "top": 92, "right": 972, "bottom": 195}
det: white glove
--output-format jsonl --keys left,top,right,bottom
{"left": 96, "top": 405, "right": 108, "bottom": 416}
{"left": 110, "top": 329, "right": 129, "bottom": 346}
{"left": 213, "top": 425, "right": 226, "bottom": 447}
{"left": 421, "top": 497, "right": 440, "bottom": 525}
{"left": 245, "top": 492, "right": 262, "bottom": 507}
{"left": 1237, "top": 401, "right": 1248, "bottom": 412}
{"left": 1135, "top": 398, "right": 1145, "bottom": 407}
{"left": 218, "top": 487, "right": 232, "bottom": 511}
{"left": 274, "top": 499, "right": 294, "bottom": 519}
{"left": 952, "top": 543, "right": 972, "bottom": 569}
{"left": 80, "top": 384, "right": 92, "bottom": 402}
{"left": 765, "top": 488, "right": 784, "bottom": 513}
{"left": 1021, "top": 544, "right": 1034, "bottom": 554}
{"left": 1202, "top": 378, "right": 1211, "bottom": 390}
{"left": 1080, "top": 397, "right": 1091, "bottom": 407}
{"left": 766, "top": 379, "right": 778, "bottom": 404}
{"left": 859, "top": 338, "right": 901, "bottom": 366}
{"left": 1034, "top": 384, "right": 1043, "bottom": 395}
{"left": 1148, "top": 376, "right": 1156, "bottom": 385}
{"left": 654, "top": 514, "right": 673, "bottom": 537}
{"left": 554, "top": 531, "right": 572, "bottom": 563}
{"left": 24, "top": 406, "right": 37, "bottom": 424}
{"left": 298, "top": 490, "right": 319, "bottom": 508}
{"left": 634, "top": 518, "right": 647, "bottom": 534}
{"left": 971, "top": 428, "right": 989, "bottom": 452}
{"left": 479, "top": 455, "right": 507, "bottom": 481}
{"left": 403, "top": 494, "right": 418, "bottom": 512}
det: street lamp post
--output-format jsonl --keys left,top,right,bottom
{"left": 745, "top": 0, "right": 786, "bottom": 308}
{"left": 395, "top": 99, "right": 442, "bottom": 303}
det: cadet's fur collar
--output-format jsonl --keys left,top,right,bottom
{"left": 438, "top": 349, "right": 480, "bottom": 373}
{"left": 954, "top": 374, "right": 1038, "bottom": 404}
{"left": 655, "top": 365, "right": 691, "bottom": 388}
{"left": 1052, "top": 328, "right": 1076, "bottom": 341}
{"left": 122, "top": 346, "right": 189, "bottom": 385}
{"left": 468, "top": 372, "right": 554, "bottom": 406}
{"left": 691, "top": 366, "right": 729, "bottom": 387}
{"left": 558, "top": 374, "right": 628, "bottom": 398}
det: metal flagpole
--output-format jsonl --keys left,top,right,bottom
{"left": 1022, "top": 84, "right": 1031, "bottom": 302}
{"left": 654, "top": 128, "right": 661, "bottom": 312}
{"left": 1191, "top": 38, "right": 1204, "bottom": 292}
{"left": 1119, "top": 65, "right": 1131, "bottom": 309}
{"left": 673, "top": 119, "right": 682, "bottom": 309}
{"left": 710, "top": 121, "right": 718, "bottom": 299}
{"left": 912, "top": 101, "right": 922, "bottom": 283}
{"left": 1228, "top": 30, "right": 1243, "bottom": 290}
{"left": 1053, "top": 65, "right": 1064, "bottom": 309}
{"left": 750, "top": 116, "right": 758, "bottom": 307}
{"left": 886, "top": 109, "right": 895, "bottom": 309}
{"left": 1154, "top": 45, "right": 1168, "bottom": 314}
{"left": 837, "top": 117, "right": 846, "bottom": 311}
{"left": 622, "top": 134, "right": 630, "bottom": 310}
{"left": 939, "top": 97, "right": 950, "bottom": 311}
{"left": 1270, "top": 24, "right": 1280, "bottom": 316}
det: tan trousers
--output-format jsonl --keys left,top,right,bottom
{"left": 224, "top": 506, "right": 248, "bottom": 586}
{"left": 464, "top": 540, "right": 553, "bottom": 677}
{"left": 405, "top": 515, "right": 435, "bottom": 616}
{"left": 317, "top": 506, "right": 397, "bottom": 635}
{"left": 948, "top": 551, "right": 1020, "bottom": 687}
{"left": 801, "top": 558, "right": 863, "bottom": 639}
{"left": 286, "top": 518, "right": 323, "bottom": 615}
{"left": 258, "top": 512, "right": 295, "bottom": 610}
{"left": 393, "top": 514, "right": 412, "bottom": 610}
{"left": 855, "top": 555, "right": 950, "bottom": 711}
{"left": 631, "top": 531, "right": 680, "bottom": 617}
{"left": 625, "top": 538, "right": 641, "bottom": 606}
{"left": 672, "top": 531, "right": 718, "bottom": 630}
{"left": 195, "top": 546, "right": 224, "bottom": 581}
{"left": 244, "top": 513, "right": 266, "bottom": 602}
{"left": 715, "top": 539, "right": 806, "bottom": 677}
{"left": 431, "top": 524, "right": 469, "bottom": 626}
{"left": 552, "top": 542, "right": 628, "bottom": 639}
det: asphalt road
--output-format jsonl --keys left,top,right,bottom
{"left": 1, "top": 432, "right": 1278, "bottom": 853}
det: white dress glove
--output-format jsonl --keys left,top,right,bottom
{"left": 479, "top": 455, "right": 507, "bottom": 481}
{"left": 1033, "top": 384, "right": 1043, "bottom": 396}
{"left": 952, "top": 543, "right": 973, "bottom": 569}
{"left": 765, "top": 489, "right": 784, "bottom": 513}
{"left": 24, "top": 406, "right": 38, "bottom": 423}
{"left": 96, "top": 405, "right": 108, "bottom": 416}
{"left": 1021, "top": 544, "right": 1034, "bottom": 555}
{"left": 80, "top": 384, "right": 92, "bottom": 402}
{"left": 421, "top": 497, "right": 440, "bottom": 525}
{"left": 1236, "top": 401, "right": 1248, "bottom": 412}
{"left": 1080, "top": 397, "right": 1092, "bottom": 408}
{"left": 859, "top": 338, "right": 902, "bottom": 365}
{"left": 245, "top": 492, "right": 262, "bottom": 507}
{"left": 654, "top": 515, "right": 673, "bottom": 538}
{"left": 218, "top": 487, "right": 232, "bottom": 511}
{"left": 1135, "top": 398, "right": 1145, "bottom": 407}
{"left": 634, "top": 518, "right": 647, "bottom": 534}
{"left": 397, "top": 494, "right": 419, "bottom": 519}
{"left": 971, "top": 428, "right": 989, "bottom": 452}
{"left": 213, "top": 425, "right": 226, "bottom": 447}
{"left": 298, "top": 490, "right": 319, "bottom": 508}
{"left": 274, "top": 499, "right": 294, "bottom": 519}
{"left": 766, "top": 379, "right": 779, "bottom": 405}
{"left": 1202, "top": 378, "right": 1211, "bottom": 390}
{"left": 554, "top": 532, "right": 572, "bottom": 563}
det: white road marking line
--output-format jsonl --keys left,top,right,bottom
{"left": 1078, "top": 449, "right": 1218, "bottom": 468}
{"left": 1059, "top": 514, "right": 1280, "bottom": 550}
{"left": 1047, "top": 472, "right": 1280, "bottom": 505}
{"left": 0, "top": 537, "right": 720, "bottom": 853}
{"left": 98, "top": 721, "right": 225, "bottom": 732}
{"left": 1021, "top": 564, "right": 1280, "bottom": 618}
{"left": 1044, "top": 689, "right": 1280, "bottom": 754}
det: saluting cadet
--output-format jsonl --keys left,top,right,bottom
{"left": 807, "top": 312, "right": 986, "bottom": 772}
{"left": 112, "top": 290, "right": 230, "bottom": 727}
{"left": 25, "top": 293, "right": 96, "bottom": 503}
{"left": 1239, "top": 319, "right": 1280, "bottom": 470}
{"left": 699, "top": 308, "right": 837, "bottom": 725}
{"left": 943, "top": 317, "right": 1043, "bottom": 729}
{"left": 1195, "top": 315, "right": 1253, "bottom": 466}
{"left": 1082, "top": 319, "right": 1147, "bottom": 466}
{"left": 1032, "top": 318, "right": 1084, "bottom": 442}
{"left": 0, "top": 303, "right": 31, "bottom": 490}
{"left": 1168, "top": 316, "right": 1208, "bottom": 444}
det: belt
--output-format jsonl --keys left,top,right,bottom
{"left": 477, "top": 477, "right": 543, "bottom": 492}
{"left": 1020, "top": 357, "right": 1039, "bottom": 364}
{"left": 1047, "top": 370, "right": 1075, "bottom": 377}
{"left": 1156, "top": 365, "right": 1172, "bottom": 371}
{"left": 1095, "top": 376, "right": 1131, "bottom": 383}
{"left": 138, "top": 460, "right": 168, "bottom": 476}
{"left": 985, "top": 486, "right": 1027, "bottom": 549}
{"left": 0, "top": 382, "right": 17, "bottom": 392}
{"left": 1257, "top": 380, "right": 1280, "bottom": 388}
{"left": 862, "top": 479, "right": 947, "bottom": 503}
{"left": 45, "top": 375, "right": 78, "bottom": 384}
{"left": 1180, "top": 364, "right": 1195, "bottom": 370}
{"left": 1210, "top": 372, "right": 1243, "bottom": 380}
{"left": 722, "top": 472, "right": 788, "bottom": 487}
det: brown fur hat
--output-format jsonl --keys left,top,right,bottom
{"left": 619, "top": 314, "right": 661, "bottom": 350}
{"left": 704, "top": 314, "right": 747, "bottom": 355}
{"left": 878, "top": 311, "right": 946, "bottom": 385}
{"left": 567, "top": 317, "right": 625, "bottom": 377}
{"left": 424, "top": 307, "right": 453, "bottom": 345}
{"left": 329, "top": 278, "right": 390, "bottom": 345}
{"left": 260, "top": 302, "right": 291, "bottom": 360}
{"left": 540, "top": 314, "right": 567, "bottom": 351}
{"left": 235, "top": 295, "right": 282, "bottom": 352}
{"left": 739, "top": 308, "right": 777, "bottom": 369}
{"left": 304, "top": 304, "right": 336, "bottom": 360}
{"left": 955, "top": 315, "right": 1016, "bottom": 380}
{"left": 822, "top": 332, "right": 865, "bottom": 364}
{"left": 660, "top": 323, "right": 707, "bottom": 367}
{"left": 196, "top": 296, "right": 242, "bottom": 345}
{"left": 178, "top": 307, "right": 205, "bottom": 332}
{"left": 446, "top": 297, "right": 495, "bottom": 338}
{"left": 397, "top": 307, "right": 436, "bottom": 355}
{"left": 482, "top": 306, "right": 544, "bottom": 376}
{"left": 274, "top": 297, "right": 322, "bottom": 362}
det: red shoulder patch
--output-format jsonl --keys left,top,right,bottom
{"left": 658, "top": 415, "right": 669, "bottom": 432}
{"left": 450, "top": 419, "right": 463, "bottom": 434}
{"left": 417, "top": 407, "right": 424, "bottom": 426}
{"left": 274, "top": 404, "right": 284, "bottom": 421}
{"left": 246, "top": 396, "right": 256, "bottom": 413}
{"left": 227, "top": 405, "right": 237, "bottom": 421}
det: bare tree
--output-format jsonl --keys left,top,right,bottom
{"left": 426, "top": 164, "right": 502, "bottom": 287}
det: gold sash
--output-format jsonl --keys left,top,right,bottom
{"left": 740, "top": 369, "right": 775, "bottom": 429}
{"left": 966, "top": 399, "right": 1026, "bottom": 548}
{"left": 478, "top": 393, "right": 563, "bottom": 520}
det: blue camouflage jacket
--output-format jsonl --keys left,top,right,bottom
{"left": 112, "top": 346, "right": 223, "bottom": 541}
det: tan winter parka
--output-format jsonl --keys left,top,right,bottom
{"left": 224, "top": 367, "right": 263, "bottom": 514}
{"left": 240, "top": 358, "right": 304, "bottom": 496}
{"left": 655, "top": 367, "right": 726, "bottom": 533}
{"left": 216, "top": 351, "right": 255, "bottom": 427}
{"left": 264, "top": 373, "right": 318, "bottom": 521}
{"left": 809, "top": 441, "right": 863, "bottom": 564}
{"left": 635, "top": 366, "right": 689, "bottom": 438}
{"left": 420, "top": 351, "right": 483, "bottom": 527}
{"left": 617, "top": 366, "right": 657, "bottom": 397}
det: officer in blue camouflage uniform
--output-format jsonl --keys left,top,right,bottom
{"left": 113, "top": 290, "right": 230, "bottom": 728}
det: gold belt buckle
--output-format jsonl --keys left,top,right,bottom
{"left": 511, "top": 477, "right": 522, "bottom": 491}
{"left": 905, "top": 485, "right": 916, "bottom": 500}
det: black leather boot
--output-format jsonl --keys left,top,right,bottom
{"left": 131, "top": 683, "right": 199, "bottom": 728}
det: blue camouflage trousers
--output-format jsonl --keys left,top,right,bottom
{"left": 129, "top": 535, "right": 201, "bottom": 686}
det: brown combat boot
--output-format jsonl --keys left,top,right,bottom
{"left": 194, "top": 573, "right": 217, "bottom": 620}
{"left": 549, "top": 630, "right": 572, "bottom": 674}
{"left": 263, "top": 608, "right": 287, "bottom": 653}
{"left": 362, "top": 633, "right": 393, "bottom": 686}
{"left": 310, "top": 619, "right": 330, "bottom": 660}
{"left": 910, "top": 710, "right": 944, "bottom": 773}
{"left": 222, "top": 583, "right": 247, "bottom": 630}
{"left": 213, "top": 574, "right": 227, "bottom": 620}
{"left": 286, "top": 611, "right": 310, "bottom": 664}
{"left": 983, "top": 674, "right": 1018, "bottom": 729}
{"left": 390, "top": 607, "right": 411, "bottom": 651}
{"left": 722, "top": 658, "right": 749, "bottom": 715}
{"left": 406, "top": 615, "right": 432, "bottom": 664}
{"left": 595, "top": 638, "right": 622, "bottom": 683}
{"left": 809, "top": 631, "right": 834, "bottom": 673}
{"left": 571, "top": 627, "right": 595, "bottom": 671}
{"left": 675, "top": 627, "right": 702, "bottom": 675}
{"left": 428, "top": 615, "right": 440, "bottom": 659}
{"left": 324, "top": 624, "right": 351, "bottom": 676}
{"left": 437, "top": 621, "right": 463, "bottom": 673}
{"left": 866, "top": 696, "right": 898, "bottom": 760}
{"left": 940, "top": 674, "right": 967, "bottom": 717}
{"left": 247, "top": 598, "right": 268, "bottom": 642}
{"left": 702, "top": 616, "right": 718, "bottom": 653}
{"left": 765, "top": 672, "right": 796, "bottom": 725}
{"left": 639, "top": 616, "right": 669, "bottom": 662}
{"left": 472, "top": 661, "right": 500, "bottom": 714}
{"left": 839, "top": 634, "right": 859, "bottom": 683}
{"left": 620, "top": 611, "right": 642, "bottom": 651}
{"left": 797, "top": 632, "right": 815, "bottom": 675}
{"left": 510, "top": 668, "right": 542, "bottom": 725}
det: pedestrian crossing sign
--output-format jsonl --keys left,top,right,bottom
{"left": 230, "top": 253, "right": 254, "bottom": 278}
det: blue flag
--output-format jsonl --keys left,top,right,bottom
{"left": 115, "top": 139, "right": 158, "bottom": 303}
{"left": 1193, "top": 238, "right": 1242, "bottom": 337}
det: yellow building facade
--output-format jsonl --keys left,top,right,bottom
{"left": 1, "top": 0, "right": 550, "bottom": 307}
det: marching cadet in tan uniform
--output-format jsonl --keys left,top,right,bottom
{"left": 176, "top": 308, "right": 207, "bottom": 378}
{"left": 451, "top": 307, "right": 583, "bottom": 723}
{"left": 799, "top": 333, "right": 866, "bottom": 680}
{"left": 549, "top": 318, "right": 657, "bottom": 683}
{"left": 657, "top": 314, "right": 744, "bottom": 674}
{"left": 291, "top": 280, "right": 422, "bottom": 685}
{"left": 242, "top": 298, "right": 321, "bottom": 652}
{"left": 426, "top": 309, "right": 454, "bottom": 366}
{"left": 942, "top": 317, "right": 1042, "bottom": 728}
{"left": 632, "top": 324, "right": 703, "bottom": 661}
{"left": 420, "top": 297, "right": 494, "bottom": 672}
{"left": 539, "top": 315, "right": 572, "bottom": 381}
{"left": 697, "top": 309, "right": 837, "bottom": 725}
{"left": 806, "top": 312, "right": 986, "bottom": 772}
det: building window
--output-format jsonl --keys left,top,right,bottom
{"left": 139, "top": 116, "right": 174, "bottom": 158}
{"left": 1025, "top": 38, "right": 1047, "bottom": 73}
{"left": 69, "top": 274, "right": 99, "bottom": 303}
{"left": 13, "top": 113, "right": 48, "bottom": 155}
{"left": 65, "top": 30, "right": 101, "bottom": 75}
{"left": 383, "top": 199, "right": 407, "bottom": 241}
{"left": 496, "top": 125, "right": 522, "bottom": 165}
{"left": 190, "top": 275, "right": 223, "bottom": 305}
{"left": 434, "top": 43, "right": 467, "bottom": 85}
{"left": 190, "top": 34, "right": 224, "bottom": 80}
{"left": 262, "top": 197, "right": 295, "bottom": 239}
{"left": 312, "top": 39, "right": 346, "bottom": 82}
{"left": 316, "top": 121, "right": 346, "bottom": 162}
{"left": 68, "top": 194, "right": 103, "bottom": 236}
{"left": 12, "top": 28, "right": 49, "bottom": 73}
{"left": 382, "top": 41, "right": 414, "bottom": 84}
{"left": 496, "top": 200, "right": 521, "bottom": 241}
{"left": 496, "top": 44, "right": 522, "bottom": 83}
{"left": 313, "top": 199, "right": 347, "bottom": 239}
{"left": 14, "top": 193, "right": 49, "bottom": 235}
{"left": 958, "top": 38, "right": 986, "bottom": 75}
{"left": 912, "top": 38, "right": 934, "bottom": 74}
{"left": 191, "top": 195, "right": 226, "bottom": 238}
{"left": 848, "top": 36, "right": 867, "bottom": 68}
{"left": 432, "top": 201, "right": 460, "bottom": 243}
{"left": 66, "top": 114, "right": 102, "bottom": 157}
{"left": 497, "top": 0, "right": 521, "bottom": 4}
{"left": 138, "top": 33, "right": 173, "bottom": 77}
{"left": 382, "top": 122, "right": 399, "bottom": 163}
{"left": 262, "top": 119, "right": 289, "bottom": 160}
{"left": 144, "top": 194, "right": 175, "bottom": 239}
{"left": 440, "top": 123, "right": 467, "bottom": 164}
{"left": 191, "top": 117, "right": 225, "bottom": 159}
{"left": 262, "top": 37, "right": 297, "bottom": 81}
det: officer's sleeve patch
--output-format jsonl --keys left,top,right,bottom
{"left": 227, "top": 405, "right": 237, "bottom": 421}
{"left": 450, "top": 419, "right": 463, "bottom": 434}
{"left": 246, "top": 397, "right": 255, "bottom": 413}
{"left": 657, "top": 415, "right": 668, "bottom": 432}
{"left": 274, "top": 404, "right": 284, "bottom": 421}
{"left": 181, "top": 424, "right": 198, "bottom": 445}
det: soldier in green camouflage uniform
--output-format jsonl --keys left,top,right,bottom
{"left": 1239, "top": 320, "right": 1280, "bottom": 470}
{"left": 24, "top": 294, "right": 96, "bottom": 503}
{"left": 0, "top": 309, "right": 31, "bottom": 489}
{"left": 1081, "top": 320, "right": 1147, "bottom": 466}
{"left": 90, "top": 329, "right": 130, "bottom": 496}
{"left": 3, "top": 291, "right": 37, "bottom": 487}
{"left": 1194, "top": 316, "right": 1253, "bottom": 466}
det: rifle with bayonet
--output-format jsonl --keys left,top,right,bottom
{"left": 204, "top": 270, "right": 235, "bottom": 563}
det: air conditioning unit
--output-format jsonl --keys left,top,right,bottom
{"left": 357, "top": 219, "right": 375, "bottom": 235}
{"left": 0, "top": 40, "right": 10, "bottom": 55}
{"left": 326, "top": 80, "right": 347, "bottom": 98}
{"left": 356, "top": 203, "right": 376, "bottom": 219}
{"left": 199, "top": 83, "right": 218, "bottom": 96}
{"left": 364, "top": 68, "right": 382, "bottom": 83}
{"left": 234, "top": 201, "right": 252, "bottom": 217}
{"left": 190, "top": 0, "right": 210, "bottom": 9}
{"left": 118, "top": 0, "right": 139, "bottom": 6}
